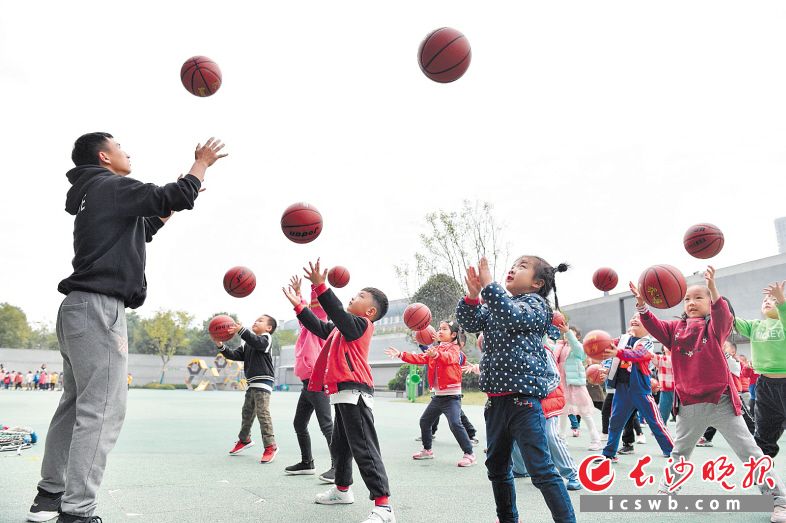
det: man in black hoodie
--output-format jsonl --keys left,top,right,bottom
{"left": 27, "top": 132, "right": 227, "bottom": 523}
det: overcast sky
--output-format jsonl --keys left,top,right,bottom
{"left": 2, "top": 1, "right": 786, "bottom": 328}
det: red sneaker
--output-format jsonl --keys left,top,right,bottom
{"left": 260, "top": 445, "right": 279, "bottom": 463}
{"left": 229, "top": 439, "right": 254, "bottom": 455}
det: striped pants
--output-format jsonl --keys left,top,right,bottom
{"left": 512, "top": 416, "right": 578, "bottom": 482}
{"left": 603, "top": 383, "right": 673, "bottom": 458}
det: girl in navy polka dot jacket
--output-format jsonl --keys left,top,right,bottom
{"left": 456, "top": 256, "right": 576, "bottom": 523}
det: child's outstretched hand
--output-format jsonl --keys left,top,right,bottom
{"left": 384, "top": 347, "right": 401, "bottom": 359}
{"left": 704, "top": 265, "right": 719, "bottom": 301}
{"left": 304, "top": 258, "right": 327, "bottom": 286}
{"left": 629, "top": 281, "right": 645, "bottom": 308}
{"left": 282, "top": 286, "right": 300, "bottom": 307}
{"left": 462, "top": 363, "right": 480, "bottom": 375}
{"left": 290, "top": 275, "right": 302, "bottom": 296}
{"left": 227, "top": 323, "right": 241, "bottom": 336}
{"left": 465, "top": 266, "right": 482, "bottom": 300}
{"left": 478, "top": 257, "right": 493, "bottom": 287}
{"left": 764, "top": 281, "right": 786, "bottom": 305}
{"left": 425, "top": 347, "right": 439, "bottom": 358}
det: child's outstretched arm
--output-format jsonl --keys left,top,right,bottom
{"left": 214, "top": 330, "right": 244, "bottom": 361}
{"left": 385, "top": 347, "right": 428, "bottom": 365}
{"left": 705, "top": 266, "right": 733, "bottom": 341}
{"left": 236, "top": 324, "right": 271, "bottom": 353}
{"left": 476, "top": 257, "right": 550, "bottom": 333}
{"left": 765, "top": 280, "right": 786, "bottom": 331}
{"left": 630, "top": 281, "right": 677, "bottom": 347}
{"left": 284, "top": 283, "right": 334, "bottom": 340}
{"left": 456, "top": 264, "right": 491, "bottom": 332}
{"left": 304, "top": 258, "right": 368, "bottom": 341}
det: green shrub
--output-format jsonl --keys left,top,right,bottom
{"left": 142, "top": 383, "right": 175, "bottom": 390}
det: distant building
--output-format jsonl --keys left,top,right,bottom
{"left": 776, "top": 217, "right": 786, "bottom": 254}
{"left": 562, "top": 253, "right": 786, "bottom": 359}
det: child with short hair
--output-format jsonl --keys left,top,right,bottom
{"left": 283, "top": 258, "right": 395, "bottom": 523}
{"left": 600, "top": 314, "right": 673, "bottom": 460}
{"left": 385, "top": 320, "right": 476, "bottom": 467}
{"left": 634, "top": 268, "right": 786, "bottom": 522}
{"left": 213, "top": 314, "right": 279, "bottom": 464}
{"left": 734, "top": 280, "right": 786, "bottom": 460}
{"left": 456, "top": 255, "right": 576, "bottom": 523}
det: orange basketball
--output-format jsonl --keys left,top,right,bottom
{"left": 638, "top": 264, "right": 687, "bottom": 309}
{"left": 592, "top": 267, "right": 619, "bottom": 292}
{"left": 586, "top": 364, "right": 605, "bottom": 385}
{"left": 414, "top": 326, "right": 437, "bottom": 346}
{"left": 403, "top": 303, "right": 432, "bottom": 330}
{"left": 328, "top": 266, "right": 350, "bottom": 288}
{"left": 418, "top": 27, "right": 471, "bottom": 83}
{"left": 223, "top": 266, "right": 256, "bottom": 298}
{"left": 208, "top": 314, "right": 235, "bottom": 342}
{"left": 583, "top": 330, "right": 613, "bottom": 359}
{"left": 683, "top": 223, "right": 724, "bottom": 259}
{"left": 280, "top": 202, "right": 323, "bottom": 244}
{"left": 552, "top": 311, "right": 566, "bottom": 328}
{"left": 180, "top": 56, "right": 222, "bottom": 97}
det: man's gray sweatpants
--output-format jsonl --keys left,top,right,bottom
{"left": 38, "top": 291, "right": 128, "bottom": 517}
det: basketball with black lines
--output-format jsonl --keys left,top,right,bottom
{"left": 418, "top": 27, "right": 471, "bottom": 83}
{"left": 180, "top": 56, "right": 222, "bottom": 97}
{"left": 403, "top": 303, "right": 432, "bottom": 330}
{"left": 592, "top": 267, "right": 619, "bottom": 292}
{"left": 223, "top": 266, "right": 256, "bottom": 298}
{"left": 208, "top": 314, "right": 235, "bottom": 342}
{"left": 327, "top": 265, "right": 350, "bottom": 288}
{"left": 638, "top": 264, "right": 687, "bottom": 309}
{"left": 582, "top": 330, "right": 613, "bottom": 359}
{"left": 280, "top": 202, "right": 323, "bottom": 244}
{"left": 683, "top": 223, "right": 724, "bottom": 259}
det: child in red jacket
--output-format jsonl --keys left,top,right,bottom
{"left": 283, "top": 258, "right": 395, "bottom": 523}
{"left": 385, "top": 320, "right": 477, "bottom": 467}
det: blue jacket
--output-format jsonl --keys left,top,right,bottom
{"left": 456, "top": 282, "right": 560, "bottom": 398}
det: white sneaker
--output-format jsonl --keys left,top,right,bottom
{"left": 588, "top": 441, "right": 603, "bottom": 451}
{"left": 361, "top": 506, "right": 396, "bottom": 523}
{"left": 771, "top": 505, "right": 786, "bottom": 523}
{"left": 636, "top": 434, "right": 647, "bottom": 444}
{"left": 315, "top": 486, "right": 355, "bottom": 505}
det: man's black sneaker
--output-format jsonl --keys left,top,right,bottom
{"left": 26, "top": 489, "right": 61, "bottom": 522}
{"left": 318, "top": 467, "right": 336, "bottom": 483}
{"left": 285, "top": 460, "right": 316, "bottom": 475}
{"left": 618, "top": 445, "right": 635, "bottom": 455}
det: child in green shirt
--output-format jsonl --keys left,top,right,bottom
{"left": 735, "top": 280, "right": 786, "bottom": 458}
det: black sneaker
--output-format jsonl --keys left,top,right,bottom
{"left": 56, "top": 514, "right": 103, "bottom": 523}
{"left": 318, "top": 467, "right": 335, "bottom": 483}
{"left": 27, "top": 489, "right": 61, "bottom": 522}
{"left": 285, "top": 460, "right": 315, "bottom": 475}
{"left": 618, "top": 445, "right": 635, "bottom": 455}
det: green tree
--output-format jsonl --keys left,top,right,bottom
{"left": 27, "top": 322, "right": 59, "bottom": 350}
{"left": 139, "top": 310, "right": 193, "bottom": 383}
{"left": 411, "top": 273, "right": 465, "bottom": 326}
{"left": 0, "top": 303, "right": 32, "bottom": 348}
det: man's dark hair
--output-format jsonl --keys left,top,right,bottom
{"left": 264, "top": 315, "right": 278, "bottom": 334}
{"left": 72, "top": 132, "right": 113, "bottom": 166}
{"left": 363, "top": 287, "right": 388, "bottom": 321}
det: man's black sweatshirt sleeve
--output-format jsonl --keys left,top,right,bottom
{"left": 297, "top": 307, "right": 335, "bottom": 340}
{"left": 317, "top": 288, "right": 368, "bottom": 342}
{"left": 238, "top": 328, "right": 271, "bottom": 352}
{"left": 144, "top": 217, "right": 165, "bottom": 243}
{"left": 219, "top": 344, "right": 245, "bottom": 361}
{"left": 111, "top": 174, "right": 201, "bottom": 218}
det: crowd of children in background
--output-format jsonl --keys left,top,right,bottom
{"left": 0, "top": 364, "right": 61, "bottom": 391}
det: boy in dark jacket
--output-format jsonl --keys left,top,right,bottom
{"left": 282, "top": 258, "right": 395, "bottom": 523}
{"left": 214, "top": 315, "right": 278, "bottom": 463}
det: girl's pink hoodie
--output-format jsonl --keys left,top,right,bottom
{"left": 294, "top": 285, "right": 328, "bottom": 381}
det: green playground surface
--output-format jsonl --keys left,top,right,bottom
{"left": 0, "top": 390, "right": 780, "bottom": 522}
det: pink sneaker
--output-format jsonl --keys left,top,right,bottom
{"left": 572, "top": 429, "right": 580, "bottom": 438}
{"left": 412, "top": 449, "right": 434, "bottom": 460}
{"left": 457, "top": 453, "right": 476, "bottom": 467}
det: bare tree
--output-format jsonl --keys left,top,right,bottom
{"left": 395, "top": 200, "right": 509, "bottom": 295}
